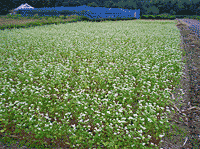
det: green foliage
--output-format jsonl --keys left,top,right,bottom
{"left": 6, "top": 13, "right": 13, "bottom": 18}
{"left": 33, "top": 14, "right": 40, "bottom": 19}
{"left": 144, "top": 5, "right": 160, "bottom": 15}
{"left": 58, "top": 15, "right": 65, "bottom": 19}
{"left": 160, "top": 13, "right": 170, "bottom": 16}
{"left": 170, "top": 10, "right": 177, "bottom": 15}
{"left": 103, "top": 0, "right": 116, "bottom": 8}
{"left": 149, "top": 13, "right": 174, "bottom": 19}
{"left": 6, "top": 13, "right": 22, "bottom": 19}
{"left": 87, "top": 2, "right": 99, "bottom": 7}
{"left": 78, "top": 15, "right": 91, "bottom": 21}
{"left": 183, "top": 15, "right": 200, "bottom": 21}
{"left": 1, "top": 11, "right": 199, "bottom": 148}
{"left": 0, "top": 16, "right": 187, "bottom": 148}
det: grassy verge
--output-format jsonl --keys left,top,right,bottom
{"left": 0, "top": 14, "right": 89, "bottom": 31}
{"left": 0, "top": 14, "right": 189, "bottom": 148}
{"left": 0, "top": 13, "right": 137, "bottom": 31}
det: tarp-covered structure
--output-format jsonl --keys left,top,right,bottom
{"left": 10, "top": 3, "right": 34, "bottom": 15}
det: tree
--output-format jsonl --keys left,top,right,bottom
{"left": 62, "top": 0, "right": 82, "bottom": 7}
{"left": 54, "top": 0, "right": 63, "bottom": 7}
{"left": 134, "top": 0, "right": 158, "bottom": 16}
{"left": 95, "top": 0, "right": 106, "bottom": 7}
{"left": 44, "top": 0, "right": 58, "bottom": 8}
{"left": 180, "top": 0, "right": 200, "bottom": 15}
{"left": 146, "top": 5, "right": 160, "bottom": 15}
{"left": 103, "top": 0, "right": 117, "bottom": 8}
{"left": 29, "top": 0, "right": 51, "bottom": 8}
{"left": 87, "top": 1, "right": 99, "bottom": 7}
{"left": 132, "top": 0, "right": 199, "bottom": 16}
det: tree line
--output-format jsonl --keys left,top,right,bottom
{"left": 1, "top": 0, "right": 200, "bottom": 16}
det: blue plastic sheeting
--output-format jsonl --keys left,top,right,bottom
{"left": 18, "top": 5, "right": 140, "bottom": 20}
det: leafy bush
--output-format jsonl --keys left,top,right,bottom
{"left": 79, "top": 15, "right": 91, "bottom": 21}
{"left": 58, "top": 15, "right": 65, "bottom": 19}
{"left": 6, "top": 13, "right": 22, "bottom": 19}
{"left": 33, "top": 14, "right": 40, "bottom": 19}
{"left": 160, "top": 13, "right": 170, "bottom": 16}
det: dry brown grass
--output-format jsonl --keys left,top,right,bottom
{"left": 0, "top": 14, "right": 82, "bottom": 29}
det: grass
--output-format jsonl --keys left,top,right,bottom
{"left": 0, "top": 13, "right": 137, "bottom": 31}
{"left": 0, "top": 14, "right": 90, "bottom": 30}
{"left": 0, "top": 13, "right": 197, "bottom": 148}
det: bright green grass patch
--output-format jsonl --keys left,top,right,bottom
{"left": 0, "top": 19, "right": 185, "bottom": 148}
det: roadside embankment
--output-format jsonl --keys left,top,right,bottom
{"left": 157, "top": 18, "right": 200, "bottom": 149}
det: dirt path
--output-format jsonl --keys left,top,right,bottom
{"left": 157, "top": 18, "right": 200, "bottom": 149}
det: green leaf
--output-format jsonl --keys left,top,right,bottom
{"left": 0, "top": 129, "right": 6, "bottom": 133}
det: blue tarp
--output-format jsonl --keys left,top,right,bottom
{"left": 18, "top": 5, "right": 140, "bottom": 20}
